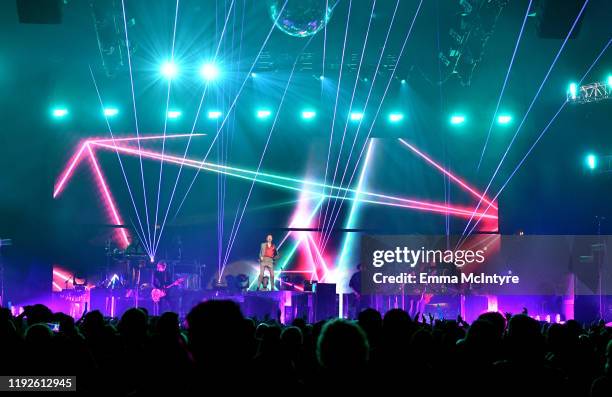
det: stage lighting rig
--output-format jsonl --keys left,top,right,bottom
{"left": 584, "top": 154, "right": 612, "bottom": 174}
{"left": 90, "top": 0, "right": 135, "bottom": 78}
{"left": 567, "top": 80, "right": 611, "bottom": 104}
{"left": 438, "top": 0, "right": 509, "bottom": 86}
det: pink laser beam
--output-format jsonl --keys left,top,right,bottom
{"left": 89, "top": 133, "right": 206, "bottom": 145}
{"left": 88, "top": 141, "right": 497, "bottom": 220}
{"left": 81, "top": 138, "right": 495, "bottom": 220}
{"left": 307, "top": 234, "right": 329, "bottom": 281}
{"left": 53, "top": 142, "right": 89, "bottom": 198}
{"left": 86, "top": 144, "right": 130, "bottom": 248}
{"left": 398, "top": 138, "right": 498, "bottom": 210}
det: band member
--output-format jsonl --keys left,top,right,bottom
{"left": 258, "top": 234, "right": 279, "bottom": 291}
{"left": 153, "top": 261, "right": 169, "bottom": 291}
{"left": 152, "top": 261, "right": 172, "bottom": 314}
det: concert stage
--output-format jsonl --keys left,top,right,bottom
{"left": 1, "top": 0, "right": 611, "bottom": 328}
{"left": 41, "top": 283, "right": 607, "bottom": 325}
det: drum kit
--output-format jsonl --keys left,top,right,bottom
{"left": 101, "top": 244, "right": 205, "bottom": 308}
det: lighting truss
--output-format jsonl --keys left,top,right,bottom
{"left": 567, "top": 81, "right": 611, "bottom": 104}
{"left": 438, "top": 0, "right": 509, "bottom": 86}
{"left": 591, "top": 154, "right": 612, "bottom": 173}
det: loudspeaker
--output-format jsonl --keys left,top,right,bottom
{"left": 16, "top": 0, "right": 63, "bottom": 24}
{"left": 535, "top": 0, "right": 586, "bottom": 39}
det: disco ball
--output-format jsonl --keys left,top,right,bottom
{"left": 268, "top": 0, "right": 339, "bottom": 38}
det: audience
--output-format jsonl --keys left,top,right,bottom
{"left": 0, "top": 302, "right": 610, "bottom": 396}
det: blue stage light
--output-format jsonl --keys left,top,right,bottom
{"left": 208, "top": 110, "right": 222, "bottom": 119}
{"left": 350, "top": 112, "right": 363, "bottom": 121}
{"left": 160, "top": 61, "right": 178, "bottom": 79}
{"left": 104, "top": 108, "right": 119, "bottom": 117}
{"left": 568, "top": 82, "right": 577, "bottom": 99}
{"left": 256, "top": 109, "right": 271, "bottom": 119}
{"left": 52, "top": 108, "right": 68, "bottom": 118}
{"left": 301, "top": 110, "right": 316, "bottom": 119}
{"left": 497, "top": 114, "right": 512, "bottom": 124}
{"left": 388, "top": 113, "right": 404, "bottom": 123}
{"left": 200, "top": 63, "right": 220, "bottom": 81}
{"left": 450, "top": 114, "right": 466, "bottom": 125}
{"left": 586, "top": 153, "right": 597, "bottom": 170}
{"left": 167, "top": 110, "right": 182, "bottom": 119}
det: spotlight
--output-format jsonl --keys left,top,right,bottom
{"left": 607, "top": 75, "right": 612, "bottom": 88}
{"left": 319, "top": 75, "right": 325, "bottom": 81}
{"left": 167, "top": 110, "right": 182, "bottom": 119}
{"left": 497, "top": 114, "right": 512, "bottom": 124}
{"left": 200, "top": 63, "right": 220, "bottom": 81}
{"left": 103, "top": 108, "right": 119, "bottom": 117}
{"left": 585, "top": 153, "right": 597, "bottom": 170}
{"left": 160, "top": 61, "right": 178, "bottom": 79}
{"left": 52, "top": 108, "right": 68, "bottom": 118}
{"left": 568, "top": 82, "right": 577, "bottom": 100}
{"left": 350, "top": 112, "right": 364, "bottom": 121}
{"left": 208, "top": 110, "right": 222, "bottom": 119}
{"left": 450, "top": 115, "right": 465, "bottom": 125}
{"left": 251, "top": 72, "right": 257, "bottom": 78}
{"left": 256, "top": 109, "right": 271, "bottom": 119}
{"left": 400, "top": 79, "right": 407, "bottom": 84}
{"left": 388, "top": 113, "right": 404, "bottom": 123}
{"left": 301, "top": 110, "right": 316, "bottom": 119}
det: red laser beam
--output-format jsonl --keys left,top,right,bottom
{"left": 86, "top": 144, "right": 130, "bottom": 248}
{"left": 86, "top": 140, "right": 497, "bottom": 220}
{"left": 54, "top": 134, "right": 498, "bottom": 251}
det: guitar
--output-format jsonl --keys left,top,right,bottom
{"left": 151, "top": 277, "right": 185, "bottom": 303}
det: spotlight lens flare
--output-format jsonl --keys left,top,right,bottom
{"left": 389, "top": 113, "right": 404, "bottom": 122}
{"left": 167, "top": 110, "right": 182, "bottom": 119}
{"left": 568, "top": 82, "right": 577, "bottom": 99}
{"left": 161, "top": 61, "right": 178, "bottom": 79}
{"left": 497, "top": 114, "right": 512, "bottom": 124}
{"left": 208, "top": 110, "right": 222, "bottom": 119}
{"left": 103, "top": 108, "right": 119, "bottom": 117}
{"left": 256, "top": 109, "right": 271, "bottom": 119}
{"left": 586, "top": 153, "right": 597, "bottom": 170}
{"left": 200, "top": 63, "right": 220, "bottom": 81}
{"left": 301, "top": 110, "right": 316, "bottom": 119}
{"left": 350, "top": 112, "right": 364, "bottom": 121}
{"left": 52, "top": 108, "right": 68, "bottom": 118}
{"left": 450, "top": 115, "right": 466, "bottom": 125}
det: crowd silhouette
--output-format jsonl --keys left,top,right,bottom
{"left": 0, "top": 301, "right": 611, "bottom": 396}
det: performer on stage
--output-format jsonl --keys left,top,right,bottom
{"left": 153, "top": 261, "right": 169, "bottom": 291}
{"left": 152, "top": 261, "right": 173, "bottom": 314}
{"left": 257, "top": 234, "right": 279, "bottom": 291}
